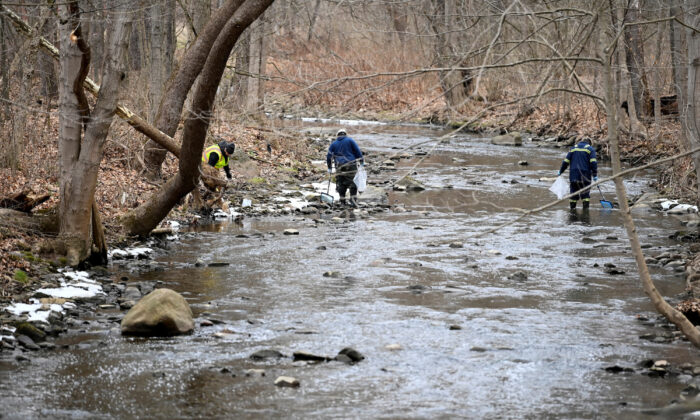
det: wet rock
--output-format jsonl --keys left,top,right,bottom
{"left": 470, "top": 346, "right": 488, "bottom": 352}
{"left": 119, "top": 300, "right": 136, "bottom": 310}
{"left": 250, "top": 349, "right": 285, "bottom": 360}
{"left": 200, "top": 319, "right": 214, "bottom": 327}
{"left": 604, "top": 267, "right": 626, "bottom": 275}
{"left": 293, "top": 351, "right": 330, "bottom": 362}
{"left": 323, "top": 271, "right": 341, "bottom": 278}
{"left": 120, "top": 288, "right": 194, "bottom": 336}
{"left": 15, "top": 322, "right": 46, "bottom": 343}
{"left": 15, "top": 355, "right": 30, "bottom": 362}
{"left": 213, "top": 329, "right": 237, "bottom": 339}
{"left": 208, "top": 262, "right": 230, "bottom": 267}
{"left": 604, "top": 365, "right": 634, "bottom": 373}
{"left": 449, "top": 242, "right": 464, "bottom": 248}
{"left": 505, "top": 256, "right": 518, "bottom": 260}
{"left": 491, "top": 132, "right": 522, "bottom": 146}
{"left": 449, "top": 325, "right": 462, "bottom": 330}
{"left": 337, "top": 347, "right": 364, "bottom": 363}
{"left": 518, "top": 160, "right": 528, "bottom": 166}
{"left": 274, "top": 376, "right": 300, "bottom": 388}
{"left": 16, "top": 334, "right": 40, "bottom": 351}
{"left": 316, "top": 245, "right": 327, "bottom": 250}
{"left": 245, "top": 369, "right": 265, "bottom": 377}
{"left": 507, "top": 271, "right": 528, "bottom": 281}
{"left": 385, "top": 344, "right": 403, "bottom": 351}
{"left": 397, "top": 176, "right": 426, "bottom": 192}
{"left": 335, "top": 354, "right": 354, "bottom": 364}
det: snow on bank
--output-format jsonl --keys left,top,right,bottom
{"left": 2, "top": 270, "right": 100, "bottom": 327}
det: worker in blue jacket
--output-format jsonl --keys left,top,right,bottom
{"left": 327, "top": 129, "right": 364, "bottom": 207}
{"left": 558, "top": 138, "right": 598, "bottom": 209}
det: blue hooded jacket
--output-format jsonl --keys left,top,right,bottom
{"left": 327, "top": 136, "right": 364, "bottom": 170}
{"left": 559, "top": 141, "right": 598, "bottom": 182}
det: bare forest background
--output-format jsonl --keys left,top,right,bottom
{"left": 1, "top": 2, "right": 700, "bottom": 285}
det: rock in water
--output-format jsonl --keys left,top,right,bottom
{"left": 120, "top": 288, "right": 194, "bottom": 336}
{"left": 491, "top": 132, "right": 523, "bottom": 146}
{"left": 274, "top": 376, "right": 300, "bottom": 387}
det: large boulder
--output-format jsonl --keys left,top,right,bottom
{"left": 121, "top": 288, "right": 194, "bottom": 336}
{"left": 491, "top": 132, "right": 523, "bottom": 146}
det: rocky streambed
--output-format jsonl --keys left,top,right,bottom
{"left": 3, "top": 122, "right": 700, "bottom": 418}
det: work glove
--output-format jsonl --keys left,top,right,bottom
{"left": 226, "top": 173, "right": 232, "bottom": 180}
{"left": 557, "top": 171, "right": 561, "bottom": 176}
{"left": 327, "top": 169, "right": 332, "bottom": 174}
{"left": 593, "top": 176, "right": 598, "bottom": 182}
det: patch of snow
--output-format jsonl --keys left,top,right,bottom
{"left": 660, "top": 200, "right": 678, "bottom": 210}
{"left": 668, "top": 204, "right": 698, "bottom": 214}
{"left": 4, "top": 301, "right": 64, "bottom": 323}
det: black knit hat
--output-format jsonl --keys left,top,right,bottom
{"left": 225, "top": 142, "right": 235, "bottom": 155}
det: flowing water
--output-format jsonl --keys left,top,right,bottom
{"left": 2, "top": 122, "right": 699, "bottom": 419}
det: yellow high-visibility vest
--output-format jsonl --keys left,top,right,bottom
{"left": 202, "top": 145, "right": 228, "bottom": 169}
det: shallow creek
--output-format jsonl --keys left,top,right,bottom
{"left": 2, "top": 123, "right": 699, "bottom": 419}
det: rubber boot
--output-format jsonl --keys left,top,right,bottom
{"left": 349, "top": 196, "right": 358, "bottom": 208}
{"left": 570, "top": 201, "right": 577, "bottom": 210}
{"left": 582, "top": 201, "right": 589, "bottom": 209}
{"left": 339, "top": 199, "right": 347, "bottom": 207}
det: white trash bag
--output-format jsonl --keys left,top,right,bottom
{"left": 354, "top": 165, "right": 367, "bottom": 193}
{"left": 549, "top": 176, "right": 568, "bottom": 200}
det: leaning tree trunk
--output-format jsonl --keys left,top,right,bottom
{"left": 123, "top": 0, "right": 274, "bottom": 236}
{"left": 57, "top": 2, "right": 131, "bottom": 266}
{"left": 604, "top": 17, "right": 700, "bottom": 348}
{"left": 142, "top": 0, "right": 246, "bottom": 178}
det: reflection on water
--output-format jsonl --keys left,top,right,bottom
{"left": 1, "top": 122, "right": 697, "bottom": 419}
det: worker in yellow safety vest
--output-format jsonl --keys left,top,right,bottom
{"left": 202, "top": 140, "right": 235, "bottom": 179}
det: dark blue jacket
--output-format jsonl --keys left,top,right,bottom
{"left": 327, "top": 136, "right": 364, "bottom": 169}
{"left": 559, "top": 141, "right": 598, "bottom": 182}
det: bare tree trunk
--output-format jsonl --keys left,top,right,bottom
{"left": 671, "top": 1, "right": 690, "bottom": 150}
{"left": 89, "top": 0, "right": 105, "bottom": 83}
{"left": 124, "top": 0, "right": 274, "bottom": 236}
{"left": 686, "top": 0, "right": 700, "bottom": 204}
{"left": 623, "top": 0, "right": 651, "bottom": 120}
{"left": 57, "top": 2, "right": 131, "bottom": 266}
{"left": 306, "top": 0, "right": 321, "bottom": 41}
{"left": 604, "top": 20, "right": 700, "bottom": 348}
{"left": 231, "top": 30, "right": 251, "bottom": 110}
{"left": 429, "top": 0, "right": 470, "bottom": 114}
{"left": 245, "top": 14, "right": 267, "bottom": 113}
{"left": 142, "top": 0, "right": 246, "bottom": 178}
{"left": 0, "top": 17, "right": 9, "bottom": 122}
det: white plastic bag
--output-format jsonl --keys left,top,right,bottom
{"left": 353, "top": 165, "right": 367, "bottom": 192}
{"left": 549, "top": 176, "right": 568, "bottom": 200}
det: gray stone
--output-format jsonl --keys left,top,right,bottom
{"left": 274, "top": 376, "right": 300, "bottom": 387}
{"left": 250, "top": 349, "right": 285, "bottom": 360}
{"left": 337, "top": 347, "right": 365, "bottom": 363}
{"left": 491, "top": 132, "right": 523, "bottom": 146}
{"left": 120, "top": 289, "right": 194, "bottom": 336}
{"left": 293, "top": 351, "right": 330, "bottom": 362}
{"left": 283, "top": 229, "right": 299, "bottom": 235}
{"left": 16, "top": 334, "right": 40, "bottom": 351}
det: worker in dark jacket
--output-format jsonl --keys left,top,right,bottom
{"left": 558, "top": 138, "right": 598, "bottom": 209}
{"left": 327, "top": 129, "right": 364, "bottom": 207}
{"left": 202, "top": 140, "right": 235, "bottom": 180}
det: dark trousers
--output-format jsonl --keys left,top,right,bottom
{"left": 570, "top": 180, "right": 591, "bottom": 208}
{"left": 336, "top": 164, "right": 357, "bottom": 200}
